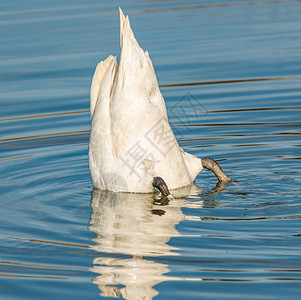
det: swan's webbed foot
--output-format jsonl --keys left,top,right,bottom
{"left": 152, "top": 177, "right": 174, "bottom": 200}
{"left": 201, "top": 157, "right": 232, "bottom": 182}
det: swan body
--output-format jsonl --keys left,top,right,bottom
{"left": 89, "top": 9, "right": 230, "bottom": 193}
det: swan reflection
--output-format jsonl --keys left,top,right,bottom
{"left": 89, "top": 185, "right": 200, "bottom": 299}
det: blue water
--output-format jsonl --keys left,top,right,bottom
{"left": 1, "top": 0, "right": 301, "bottom": 299}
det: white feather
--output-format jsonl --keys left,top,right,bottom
{"left": 89, "top": 8, "right": 203, "bottom": 193}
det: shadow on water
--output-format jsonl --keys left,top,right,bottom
{"left": 88, "top": 182, "right": 228, "bottom": 299}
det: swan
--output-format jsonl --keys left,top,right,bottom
{"left": 89, "top": 8, "right": 231, "bottom": 197}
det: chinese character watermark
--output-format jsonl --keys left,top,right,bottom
{"left": 120, "top": 141, "right": 160, "bottom": 182}
{"left": 119, "top": 91, "right": 208, "bottom": 178}
{"left": 144, "top": 118, "right": 177, "bottom": 155}
{"left": 168, "top": 91, "right": 208, "bottom": 140}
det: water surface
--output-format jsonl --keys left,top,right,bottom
{"left": 1, "top": 0, "right": 301, "bottom": 299}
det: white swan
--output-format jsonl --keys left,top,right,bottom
{"left": 89, "top": 8, "right": 231, "bottom": 196}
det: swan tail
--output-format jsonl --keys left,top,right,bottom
{"left": 89, "top": 57, "right": 118, "bottom": 189}
{"left": 119, "top": 7, "right": 137, "bottom": 50}
{"left": 119, "top": 7, "right": 127, "bottom": 48}
{"left": 118, "top": 8, "right": 158, "bottom": 97}
{"left": 90, "top": 55, "right": 116, "bottom": 117}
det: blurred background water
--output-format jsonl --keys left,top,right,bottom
{"left": 1, "top": 0, "right": 301, "bottom": 299}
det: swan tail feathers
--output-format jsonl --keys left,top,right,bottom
{"left": 90, "top": 55, "right": 116, "bottom": 117}
{"left": 119, "top": 8, "right": 126, "bottom": 48}
{"left": 118, "top": 8, "right": 159, "bottom": 101}
{"left": 119, "top": 8, "right": 136, "bottom": 49}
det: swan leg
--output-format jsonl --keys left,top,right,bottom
{"left": 201, "top": 157, "right": 231, "bottom": 182}
{"left": 152, "top": 177, "right": 174, "bottom": 199}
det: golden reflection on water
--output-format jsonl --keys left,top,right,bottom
{"left": 159, "top": 77, "right": 301, "bottom": 88}
{"left": 8, "top": 236, "right": 89, "bottom": 248}
{"left": 1, "top": 76, "right": 299, "bottom": 123}
{"left": 0, "top": 155, "right": 32, "bottom": 162}
{"left": 143, "top": 1, "right": 300, "bottom": 13}
{"left": 208, "top": 106, "right": 301, "bottom": 114}
{"left": 0, "top": 273, "right": 67, "bottom": 280}
{"left": 0, "top": 130, "right": 89, "bottom": 143}
{"left": 0, "top": 75, "right": 299, "bottom": 152}
{"left": 0, "top": 110, "right": 89, "bottom": 122}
